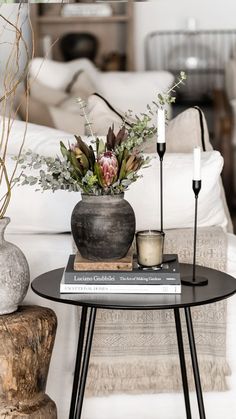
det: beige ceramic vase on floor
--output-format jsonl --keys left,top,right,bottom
{"left": 0, "top": 217, "right": 30, "bottom": 314}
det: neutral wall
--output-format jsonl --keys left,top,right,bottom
{"left": 0, "top": 4, "right": 31, "bottom": 96}
{"left": 134, "top": 0, "right": 236, "bottom": 70}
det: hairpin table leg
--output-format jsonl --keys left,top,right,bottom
{"left": 69, "top": 306, "right": 97, "bottom": 419}
{"left": 174, "top": 309, "right": 192, "bottom": 419}
{"left": 185, "top": 307, "right": 206, "bottom": 419}
{"left": 74, "top": 307, "right": 97, "bottom": 419}
{"left": 69, "top": 306, "right": 88, "bottom": 419}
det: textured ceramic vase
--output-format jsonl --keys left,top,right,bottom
{"left": 0, "top": 217, "right": 30, "bottom": 315}
{"left": 71, "top": 194, "right": 136, "bottom": 260}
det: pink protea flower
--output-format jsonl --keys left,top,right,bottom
{"left": 97, "top": 151, "right": 118, "bottom": 187}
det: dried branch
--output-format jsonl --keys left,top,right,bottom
{"left": 0, "top": 10, "right": 30, "bottom": 103}
{"left": 0, "top": 4, "right": 32, "bottom": 218}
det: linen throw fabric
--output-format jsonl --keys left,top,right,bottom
{"left": 84, "top": 226, "right": 229, "bottom": 396}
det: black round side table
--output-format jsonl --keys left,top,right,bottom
{"left": 31, "top": 263, "right": 236, "bottom": 419}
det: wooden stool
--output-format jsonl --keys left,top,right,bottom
{"left": 0, "top": 305, "right": 57, "bottom": 418}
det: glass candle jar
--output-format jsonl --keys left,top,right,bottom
{"left": 136, "top": 230, "right": 165, "bottom": 267}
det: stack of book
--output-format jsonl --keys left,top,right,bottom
{"left": 60, "top": 254, "right": 181, "bottom": 294}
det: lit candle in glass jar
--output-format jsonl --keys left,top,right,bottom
{"left": 136, "top": 230, "right": 165, "bottom": 267}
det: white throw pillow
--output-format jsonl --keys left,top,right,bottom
{"left": 3, "top": 149, "right": 227, "bottom": 234}
{"left": 141, "top": 107, "right": 212, "bottom": 154}
{"left": 86, "top": 94, "right": 124, "bottom": 135}
{"left": 29, "top": 58, "right": 99, "bottom": 90}
{"left": 125, "top": 151, "right": 227, "bottom": 231}
{"left": 48, "top": 106, "right": 85, "bottom": 135}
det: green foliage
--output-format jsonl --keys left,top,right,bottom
{"left": 16, "top": 130, "right": 150, "bottom": 195}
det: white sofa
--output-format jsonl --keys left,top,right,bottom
{"left": 2, "top": 61, "right": 236, "bottom": 418}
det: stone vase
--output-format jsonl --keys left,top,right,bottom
{"left": 71, "top": 194, "right": 136, "bottom": 260}
{"left": 0, "top": 217, "right": 30, "bottom": 315}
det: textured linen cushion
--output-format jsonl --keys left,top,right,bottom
{"left": 29, "top": 57, "right": 99, "bottom": 90}
{"left": 86, "top": 98, "right": 211, "bottom": 152}
{"left": 18, "top": 94, "right": 55, "bottom": 128}
{"left": 86, "top": 93, "right": 125, "bottom": 135}
{"left": 65, "top": 70, "right": 96, "bottom": 98}
{"left": 48, "top": 106, "right": 85, "bottom": 135}
{"left": 29, "top": 79, "right": 68, "bottom": 106}
{"left": 59, "top": 70, "right": 97, "bottom": 113}
{"left": 29, "top": 70, "right": 95, "bottom": 110}
{"left": 125, "top": 151, "right": 227, "bottom": 231}
{"left": 142, "top": 107, "right": 212, "bottom": 153}
{"left": 18, "top": 94, "right": 85, "bottom": 135}
{"left": 22, "top": 65, "right": 96, "bottom": 132}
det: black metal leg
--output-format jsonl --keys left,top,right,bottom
{"left": 185, "top": 307, "right": 206, "bottom": 419}
{"left": 69, "top": 306, "right": 88, "bottom": 419}
{"left": 74, "top": 307, "right": 97, "bottom": 419}
{"left": 174, "top": 309, "right": 192, "bottom": 419}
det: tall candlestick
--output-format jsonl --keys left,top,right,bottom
{"left": 193, "top": 147, "right": 201, "bottom": 180}
{"left": 157, "top": 109, "right": 165, "bottom": 143}
{"left": 181, "top": 179, "right": 208, "bottom": 286}
{"left": 156, "top": 108, "right": 176, "bottom": 264}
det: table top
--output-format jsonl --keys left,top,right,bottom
{"left": 31, "top": 264, "right": 236, "bottom": 310}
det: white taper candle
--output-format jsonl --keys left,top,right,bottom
{"left": 193, "top": 147, "right": 201, "bottom": 180}
{"left": 157, "top": 108, "right": 165, "bottom": 143}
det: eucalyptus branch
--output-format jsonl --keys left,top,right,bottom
{"left": 77, "top": 97, "right": 96, "bottom": 143}
{"left": 166, "top": 71, "right": 187, "bottom": 95}
{"left": 117, "top": 71, "right": 187, "bottom": 151}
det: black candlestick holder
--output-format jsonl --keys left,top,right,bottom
{"left": 156, "top": 142, "right": 176, "bottom": 264}
{"left": 181, "top": 180, "right": 208, "bottom": 286}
